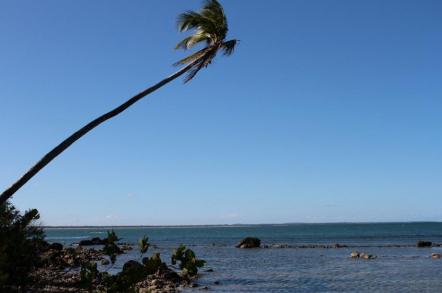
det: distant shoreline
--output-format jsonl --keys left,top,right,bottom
{"left": 43, "top": 221, "right": 442, "bottom": 229}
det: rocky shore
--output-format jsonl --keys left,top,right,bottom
{"left": 17, "top": 236, "right": 441, "bottom": 292}
{"left": 25, "top": 243, "right": 102, "bottom": 292}
{"left": 236, "top": 237, "right": 442, "bottom": 260}
{"left": 235, "top": 236, "right": 441, "bottom": 250}
{"left": 261, "top": 242, "right": 442, "bottom": 249}
{"left": 21, "top": 239, "right": 199, "bottom": 293}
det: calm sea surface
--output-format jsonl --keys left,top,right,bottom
{"left": 45, "top": 223, "right": 442, "bottom": 292}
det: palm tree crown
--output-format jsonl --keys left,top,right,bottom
{"left": 175, "top": 0, "right": 238, "bottom": 82}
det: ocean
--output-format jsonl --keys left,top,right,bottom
{"left": 45, "top": 223, "right": 442, "bottom": 292}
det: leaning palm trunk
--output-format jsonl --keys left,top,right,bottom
{"left": 0, "top": 61, "right": 197, "bottom": 205}
{"left": 1, "top": 0, "right": 237, "bottom": 205}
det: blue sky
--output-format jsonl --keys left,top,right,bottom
{"left": 1, "top": 0, "right": 441, "bottom": 225}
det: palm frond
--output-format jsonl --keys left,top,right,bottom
{"left": 176, "top": 11, "right": 203, "bottom": 32}
{"left": 175, "top": 36, "right": 194, "bottom": 50}
{"left": 177, "top": 11, "right": 217, "bottom": 35}
{"left": 175, "top": 31, "right": 212, "bottom": 50}
{"left": 221, "top": 39, "right": 238, "bottom": 56}
{"left": 173, "top": 47, "right": 210, "bottom": 66}
{"left": 201, "top": 0, "right": 227, "bottom": 37}
{"left": 183, "top": 49, "right": 217, "bottom": 83}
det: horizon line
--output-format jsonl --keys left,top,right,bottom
{"left": 42, "top": 221, "right": 442, "bottom": 229}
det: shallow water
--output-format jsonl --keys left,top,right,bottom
{"left": 45, "top": 223, "right": 442, "bottom": 292}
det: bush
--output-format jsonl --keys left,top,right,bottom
{"left": 0, "top": 202, "right": 45, "bottom": 290}
{"left": 171, "top": 244, "right": 205, "bottom": 277}
{"left": 102, "top": 230, "right": 122, "bottom": 264}
{"left": 79, "top": 261, "right": 99, "bottom": 289}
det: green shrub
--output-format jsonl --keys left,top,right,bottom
{"left": 105, "top": 230, "right": 120, "bottom": 244}
{"left": 0, "top": 202, "right": 45, "bottom": 289}
{"left": 138, "top": 235, "right": 150, "bottom": 254}
{"left": 171, "top": 244, "right": 205, "bottom": 277}
{"left": 142, "top": 252, "right": 162, "bottom": 274}
{"left": 79, "top": 261, "right": 99, "bottom": 289}
{"left": 102, "top": 229, "right": 122, "bottom": 264}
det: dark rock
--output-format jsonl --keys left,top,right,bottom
{"left": 236, "top": 237, "right": 261, "bottom": 248}
{"left": 162, "top": 270, "right": 181, "bottom": 283}
{"left": 121, "top": 260, "right": 147, "bottom": 284}
{"left": 122, "top": 260, "right": 145, "bottom": 274}
{"left": 78, "top": 240, "right": 93, "bottom": 246}
{"left": 205, "top": 268, "right": 214, "bottom": 272}
{"left": 334, "top": 243, "right": 347, "bottom": 248}
{"left": 91, "top": 237, "right": 105, "bottom": 244}
{"left": 214, "top": 281, "right": 220, "bottom": 285}
{"left": 48, "top": 242, "right": 63, "bottom": 251}
{"left": 417, "top": 241, "right": 432, "bottom": 248}
{"left": 79, "top": 237, "right": 106, "bottom": 246}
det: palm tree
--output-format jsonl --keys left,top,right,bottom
{"left": 0, "top": 0, "right": 237, "bottom": 205}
